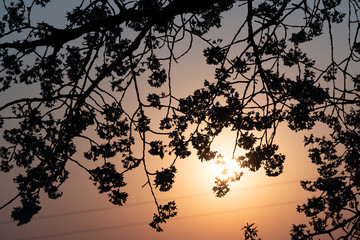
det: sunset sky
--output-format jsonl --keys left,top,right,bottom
{"left": 0, "top": 0, "right": 353, "bottom": 239}
{"left": 0, "top": 125, "right": 320, "bottom": 240}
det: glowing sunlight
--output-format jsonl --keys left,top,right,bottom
{"left": 211, "top": 155, "right": 242, "bottom": 181}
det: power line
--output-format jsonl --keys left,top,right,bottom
{"left": 16, "top": 198, "right": 307, "bottom": 240}
{"left": 0, "top": 178, "right": 311, "bottom": 226}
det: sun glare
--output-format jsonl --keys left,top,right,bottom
{"left": 211, "top": 155, "right": 242, "bottom": 181}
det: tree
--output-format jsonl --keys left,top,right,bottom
{"left": 0, "top": 0, "right": 359, "bottom": 238}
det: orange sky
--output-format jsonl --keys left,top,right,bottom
{"left": 0, "top": 122, "right": 322, "bottom": 240}
{"left": 0, "top": 1, "right": 354, "bottom": 239}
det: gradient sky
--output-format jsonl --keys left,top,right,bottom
{"left": 0, "top": 1, "right": 353, "bottom": 239}
{"left": 0, "top": 124, "right": 320, "bottom": 240}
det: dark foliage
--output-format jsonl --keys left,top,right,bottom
{"left": 0, "top": 0, "right": 359, "bottom": 238}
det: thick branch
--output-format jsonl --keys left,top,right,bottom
{"left": 0, "top": 0, "right": 224, "bottom": 52}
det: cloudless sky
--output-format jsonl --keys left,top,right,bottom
{"left": 0, "top": 1, "right": 351, "bottom": 239}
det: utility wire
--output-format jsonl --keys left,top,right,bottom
{"left": 16, "top": 198, "right": 307, "bottom": 240}
{"left": 0, "top": 178, "right": 311, "bottom": 226}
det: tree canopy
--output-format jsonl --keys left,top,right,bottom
{"left": 0, "top": 0, "right": 359, "bottom": 238}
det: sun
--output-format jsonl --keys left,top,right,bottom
{"left": 211, "top": 155, "right": 242, "bottom": 181}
